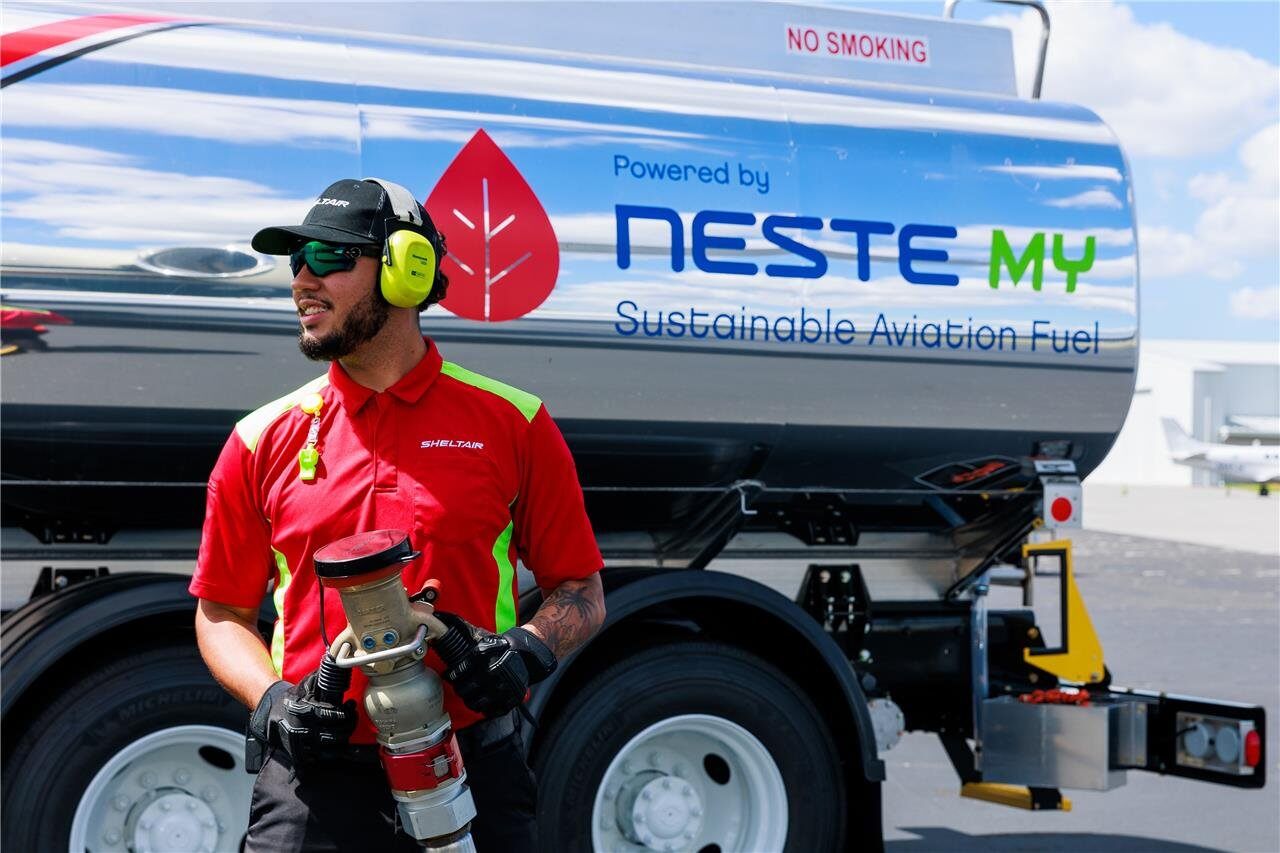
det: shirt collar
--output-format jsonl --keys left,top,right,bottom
{"left": 327, "top": 337, "right": 443, "bottom": 413}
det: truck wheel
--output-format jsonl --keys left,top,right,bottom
{"left": 2, "top": 644, "right": 252, "bottom": 853}
{"left": 533, "top": 641, "right": 853, "bottom": 852}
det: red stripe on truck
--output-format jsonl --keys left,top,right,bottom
{"left": 1, "top": 13, "right": 173, "bottom": 67}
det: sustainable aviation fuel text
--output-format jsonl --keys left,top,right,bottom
{"left": 614, "top": 302, "right": 1104, "bottom": 355}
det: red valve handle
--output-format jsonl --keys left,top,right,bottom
{"left": 410, "top": 577, "right": 443, "bottom": 604}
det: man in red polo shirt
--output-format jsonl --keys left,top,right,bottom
{"left": 190, "top": 178, "right": 605, "bottom": 853}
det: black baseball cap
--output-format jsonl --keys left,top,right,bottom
{"left": 252, "top": 179, "right": 432, "bottom": 255}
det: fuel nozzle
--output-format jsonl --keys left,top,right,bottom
{"left": 314, "top": 530, "right": 476, "bottom": 851}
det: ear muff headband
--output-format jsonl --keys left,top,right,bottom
{"left": 368, "top": 178, "right": 422, "bottom": 228}
{"left": 363, "top": 177, "right": 435, "bottom": 308}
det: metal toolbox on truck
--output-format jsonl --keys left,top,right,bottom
{"left": 980, "top": 696, "right": 1137, "bottom": 790}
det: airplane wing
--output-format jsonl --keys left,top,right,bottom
{"left": 1177, "top": 452, "right": 1209, "bottom": 465}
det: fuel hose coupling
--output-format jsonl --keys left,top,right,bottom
{"left": 313, "top": 529, "right": 477, "bottom": 852}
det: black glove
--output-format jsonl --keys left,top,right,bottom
{"left": 247, "top": 665, "right": 357, "bottom": 770}
{"left": 246, "top": 680, "right": 291, "bottom": 773}
{"left": 433, "top": 611, "right": 557, "bottom": 718}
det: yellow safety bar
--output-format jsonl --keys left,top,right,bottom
{"left": 1021, "top": 539, "right": 1106, "bottom": 685}
{"left": 961, "top": 782, "right": 1073, "bottom": 811}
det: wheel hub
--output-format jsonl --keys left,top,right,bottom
{"left": 69, "top": 725, "right": 251, "bottom": 853}
{"left": 627, "top": 775, "right": 704, "bottom": 850}
{"left": 131, "top": 791, "right": 218, "bottom": 853}
{"left": 591, "top": 714, "right": 787, "bottom": 852}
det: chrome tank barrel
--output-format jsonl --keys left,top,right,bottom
{"left": 0, "top": 4, "right": 1137, "bottom": 534}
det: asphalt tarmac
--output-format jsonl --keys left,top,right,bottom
{"left": 880, "top": 530, "right": 1280, "bottom": 853}
{"left": 1083, "top": 484, "right": 1280, "bottom": 557}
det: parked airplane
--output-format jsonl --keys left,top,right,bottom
{"left": 1162, "top": 418, "right": 1280, "bottom": 495}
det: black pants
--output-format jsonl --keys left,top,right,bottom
{"left": 245, "top": 712, "right": 537, "bottom": 852}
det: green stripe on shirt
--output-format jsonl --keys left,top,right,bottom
{"left": 440, "top": 361, "right": 541, "bottom": 422}
{"left": 270, "top": 548, "right": 293, "bottom": 676}
{"left": 492, "top": 521, "right": 516, "bottom": 632}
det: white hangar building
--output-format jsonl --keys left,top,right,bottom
{"left": 1090, "top": 340, "right": 1280, "bottom": 487}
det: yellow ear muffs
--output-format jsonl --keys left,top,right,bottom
{"left": 379, "top": 229, "right": 436, "bottom": 308}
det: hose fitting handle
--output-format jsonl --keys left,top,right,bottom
{"left": 315, "top": 653, "right": 351, "bottom": 705}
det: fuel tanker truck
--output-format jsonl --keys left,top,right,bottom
{"left": 0, "top": 2, "right": 1267, "bottom": 851}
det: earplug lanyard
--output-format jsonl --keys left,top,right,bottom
{"left": 298, "top": 392, "right": 324, "bottom": 481}
{"left": 294, "top": 391, "right": 334, "bottom": 646}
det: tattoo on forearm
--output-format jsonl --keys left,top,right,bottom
{"left": 527, "top": 575, "right": 605, "bottom": 659}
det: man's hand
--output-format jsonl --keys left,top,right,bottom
{"left": 248, "top": 667, "right": 357, "bottom": 768}
{"left": 433, "top": 611, "right": 557, "bottom": 718}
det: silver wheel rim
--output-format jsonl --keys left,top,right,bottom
{"left": 69, "top": 725, "right": 251, "bottom": 853}
{"left": 591, "top": 714, "right": 787, "bottom": 852}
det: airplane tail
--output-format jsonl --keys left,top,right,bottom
{"left": 1161, "top": 417, "right": 1200, "bottom": 458}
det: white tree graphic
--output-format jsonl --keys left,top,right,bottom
{"left": 448, "top": 178, "right": 533, "bottom": 322}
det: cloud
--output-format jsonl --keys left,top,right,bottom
{"left": 4, "top": 83, "right": 713, "bottom": 153}
{"left": 1044, "top": 188, "right": 1124, "bottom": 210}
{"left": 3, "top": 84, "right": 356, "bottom": 146}
{"left": 983, "top": 163, "right": 1125, "bottom": 183}
{"left": 1191, "top": 124, "right": 1280, "bottom": 257}
{"left": 1, "top": 140, "right": 307, "bottom": 243}
{"left": 1139, "top": 123, "right": 1279, "bottom": 280}
{"left": 1196, "top": 194, "right": 1279, "bottom": 259}
{"left": 985, "top": 1, "right": 1279, "bottom": 158}
{"left": 1229, "top": 287, "right": 1280, "bottom": 321}
{"left": 0, "top": 138, "right": 131, "bottom": 165}
{"left": 1139, "top": 224, "right": 1231, "bottom": 280}
{"left": 1240, "top": 123, "right": 1280, "bottom": 186}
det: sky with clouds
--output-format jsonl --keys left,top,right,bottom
{"left": 860, "top": 0, "right": 1279, "bottom": 341}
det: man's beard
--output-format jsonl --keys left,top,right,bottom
{"left": 298, "top": 289, "right": 390, "bottom": 361}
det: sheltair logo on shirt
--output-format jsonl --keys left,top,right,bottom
{"left": 420, "top": 439, "right": 485, "bottom": 450}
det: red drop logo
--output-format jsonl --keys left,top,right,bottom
{"left": 426, "top": 129, "right": 560, "bottom": 322}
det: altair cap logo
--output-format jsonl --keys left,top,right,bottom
{"left": 426, "top": 129, "right": 560, "bottom": 322}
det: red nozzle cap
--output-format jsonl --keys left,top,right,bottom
{"left": 313, "top": 529, "right": 418, "bottom": 583}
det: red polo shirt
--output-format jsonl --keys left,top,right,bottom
{"left": 190, "top": 339, "right": 601, "bottom": 737}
